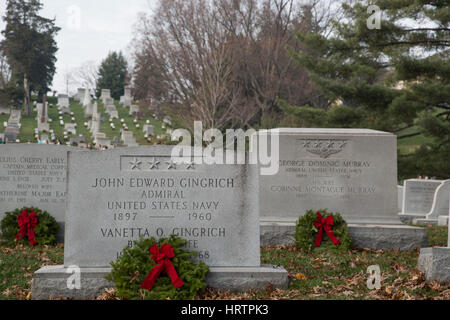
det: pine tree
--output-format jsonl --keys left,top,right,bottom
{"left": 96, "top": 51, "right": 128, "bottom": 100}
{"left": 1, "top": 0, "right": 60, "bottom": 115}
{"left": 282, "top": 0, "right": 449, "bottom": 179}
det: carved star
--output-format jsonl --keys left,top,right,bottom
{"left": 327, "top": 141, "right": 335, "bottom": 148}
{"left": 186, "top": 161, "right": 195, "bottom": 170}
{"left": 129, "top": 158, "right": 142, "bottom": 170}
{"left": 303, "top": 140, "right": 312, "bottom": 148}
{"left": 166, "top": 160, "right": 177, "bottom": 170}
{"left": 148, "top": 157, "right": 160, "bottom": 170}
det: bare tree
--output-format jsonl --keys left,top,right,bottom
{"left": 131, "top": 0, "right": 339, "bottom": 130}
{"left": 73, "top": 61, "right": 99, "bottom": 91}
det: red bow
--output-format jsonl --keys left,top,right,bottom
{"left": 314, "top": 211, "right": 341, "bottom": 247}
{"left": 16, "top": 209, "right": 38, "bottom": 246}
{"left": 140, "top": 244, "right": 184, "bottom": 291}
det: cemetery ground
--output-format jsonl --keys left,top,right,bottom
{"left": 0, "top": 225, "right": 448, "bottom": 300}
{"left": 2, "top": 98, "right": 165, "bottom": 146}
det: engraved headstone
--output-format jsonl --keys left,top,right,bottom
{"left": 400, "top": 179, "right": 442, "bottom": 220}
{"left": 31, "top": 147, "right": 288, "bottom": 299}
{"left": 0, "top": 144, "right": 72, "bottom": 240}
{"left": 255, "top": 128, "right": 400, "bottom": 224}
{"left": 253, "top": 128, "right": 427, "bottom": 250}
{"left": 415, "top": 180, "right": 450, "bottom": 225}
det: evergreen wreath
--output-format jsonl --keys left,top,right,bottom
{"left": 0, "top": 207, "right": 59, "bottom": 246}
{"left": 295, "top": 209, "right": 352, "bottom": 253}
{"left": 105, "top": 235, "right": 209, "bottom": 300}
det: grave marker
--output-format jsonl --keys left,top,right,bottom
{"left": 32, "top": 146, "right": 288, "bottom": 299}
{"left": 0, "top": 144, "right": 73, "bottom": 240}
{"left": 253, "top": 128, "right": 427, "bottom": 250}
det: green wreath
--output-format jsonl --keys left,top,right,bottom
{"left": 105, "top": 235, "right": 209, "bottom": 300}
{"left": 0, "top": 207, "right": 59, "bottom": 246}
{"left": 295, "top": 209, "right": 352, "bottom": 253}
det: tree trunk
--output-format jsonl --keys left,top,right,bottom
{"left": 42, "top": 93, "right": 47, "bottom": 123}
{"left": 23, "top": 73, "right": 31, "bottom": 116}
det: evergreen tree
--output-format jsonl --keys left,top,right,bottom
{"left": 282, "top": 0, "right": 449, "bottom": 179}
{"left": 1, "top": 0, "right": 60, "bottom": 115}
{"left": 96, "top": 51, "right": 128, "bottom": 100}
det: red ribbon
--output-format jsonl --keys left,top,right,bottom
{"left": 140, "top": 243, "right": 184, "bottom": 291}
{"left": 314, "top": 211, "right": 341, "bottom": 247}
{"left": 16, "top": 209, "right": 38, "bottom": 246}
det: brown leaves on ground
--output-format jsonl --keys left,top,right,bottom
{"left": 97, "top": 288, "right": 120, "bottom": 300}
{"left": 2, "top": 286, "right": 29, "bottom": 300}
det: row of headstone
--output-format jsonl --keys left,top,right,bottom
{"left": 399, "top": 179, "right": 450, "bottom": 225}
{"left": 254, "top": 128, "right": 427, "bottom": 249}
{"left": 0, "top": 144, "right": 71, "bottom": 240}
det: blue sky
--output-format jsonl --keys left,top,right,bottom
{"left": 0, "top": 0, "right": 157, "bottom": 93}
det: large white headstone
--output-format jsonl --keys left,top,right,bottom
{"left": 64, "top": 146, "right": 260, "bottom": 268}
{"left": 253, "top": 128, "right": 400, "bottom": 225}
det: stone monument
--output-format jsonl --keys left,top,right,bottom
{"left": 31, "top": 146, "right": 288, "bottom": 299}
{"left": 252, "top": 128, "right": 427, "bottom": 250}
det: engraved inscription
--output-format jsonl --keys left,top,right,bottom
{"left": 298, "top": 139, "right": 349, "bottom": 159}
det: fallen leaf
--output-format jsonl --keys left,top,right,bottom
{"left": 296, "top": 273, "right": 307, "bottom": 281}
